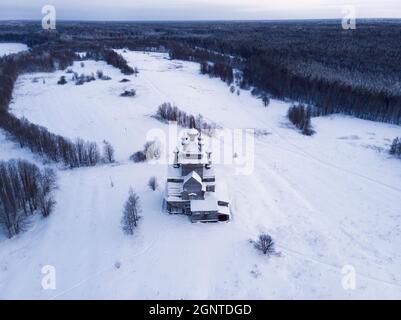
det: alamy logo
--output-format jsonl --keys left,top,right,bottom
{"left": 341, "top": 264, "right": 356, "bottom": 290}
{"left": 42, "top": 5, "right": 56, "bottom": 30}
{"left": 145, "top": 122, "right": 255, "bottom": 176}
{"left": 41, "top": 265, "right": 56, "bottom": 290}
{"left": 342, "top": 5, "right": 356, "bottom": 30}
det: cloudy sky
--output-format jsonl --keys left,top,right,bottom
{"left": 1, "top": 0, "right": 400, "bottom": 20}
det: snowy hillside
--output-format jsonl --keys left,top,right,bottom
{"left": 1, "top": 50, "right": 401, "bottom": 299}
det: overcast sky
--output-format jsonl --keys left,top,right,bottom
{"left": 1, "top": 0, "right": 400, "bottom": 20}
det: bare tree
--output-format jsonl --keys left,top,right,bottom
{"left": 103, "top": 140, "right": 115, "bottom": 163}
{"left": 121, "top": 188, "right": 141, "bottom": 235}
{"left": 87, "top": 142, "right": 100, "bottom": 166}
{"left": 254, "top": 233, "right": 275, "bottom": 256}
{"left": 0, "top": 113, "right": 101, "bottom": 168}
{"left": 148, "top": 176, "right": 158, "bottom": 191}
{"left": 0, "top": 160, "right": 57, "bottom": 237}
{"left": 37, "top": 168, "right": 57, "bottom": 218}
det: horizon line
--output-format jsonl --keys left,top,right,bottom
{"left": 1, "top": 17, "right": 401, "bottom": 23}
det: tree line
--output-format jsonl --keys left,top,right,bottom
{"left": 0, "top": 47, "right": 114, "bottom": 167}
{"left": 169, "top": 43, "right": 236, "bottom": 85}
{"left": 200, "top": 61, "right": 233, "bottom": 84}
{"left": 154, "top": 102, "right": 218, "bottom": 132}
{"left": 166, "top": 26, "right": 401, "bottom": 125}
{"left": 0, "top": 159, "right": 57, "bottom": 238}
{"left": 85, "top": 46, "right": 136, "bottom": 75}
{"left": 241, "top": 54, "right": 401, "bottom": 125}
{"left": 0, "top": 113, "right": 114, "bottom": 167}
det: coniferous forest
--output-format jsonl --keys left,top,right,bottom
{"left": 1, "top": 20, "right": 401, "bottom": 125}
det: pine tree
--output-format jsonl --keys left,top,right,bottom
{"left": 121, "top": 188, "right": 141, "bottom": 235}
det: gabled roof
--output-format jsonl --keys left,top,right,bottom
{"left": 183, "top": 170, "right": 202, "bottom": 186}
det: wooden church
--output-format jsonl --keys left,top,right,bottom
{"left": 164, "top": 128, "right": 230, "bottom": 222}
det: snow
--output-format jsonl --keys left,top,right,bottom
{"left": 0, "top": 43, "right": 29, "bottom": 57}
{"left": 190, "top": 198, "right": 217, "bottom": 212}
{"left": 0, "top": 129, "right": 37, "bottom": 163}
{"left": 1, "top": 50, "right": 401, "bottom": 299}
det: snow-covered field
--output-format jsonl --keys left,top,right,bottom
{"left": 0, "top": 43, "right": 29, "bottom": 57}
{"left": 1, "top": 50, "right": 401, "bottom": 299}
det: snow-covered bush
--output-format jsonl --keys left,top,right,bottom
{"left": 130, "top": 150, "right": 147, "bottom": 163}
{"left": 57, "top": 76, "right": 67, "bottom": 85}
{"left": 121, "top": 188, "right": 141, "bottom": 235}
{"left": 389, "top": 137, "right": 401, "bottom": 157}
{"left": 253, "top": 233, "right": 275, "bottom": 256}
{"left": 120, "top": 89, "right": 136, "bottom": 97}
{"left": 75, "top": 73, "right": 96, "bottom": 85}
{"left": 96, "top": 69, "right": 111, "bottom": 80}
{"left": 148, "top": 176, "right": 158, "bottom": 191}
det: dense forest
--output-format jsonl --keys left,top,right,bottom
{"left": 1, "top": 19, "right": 401, "bottom": 126}
{"left": 163, "top": 23, "right": 401, "bottom": 124}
